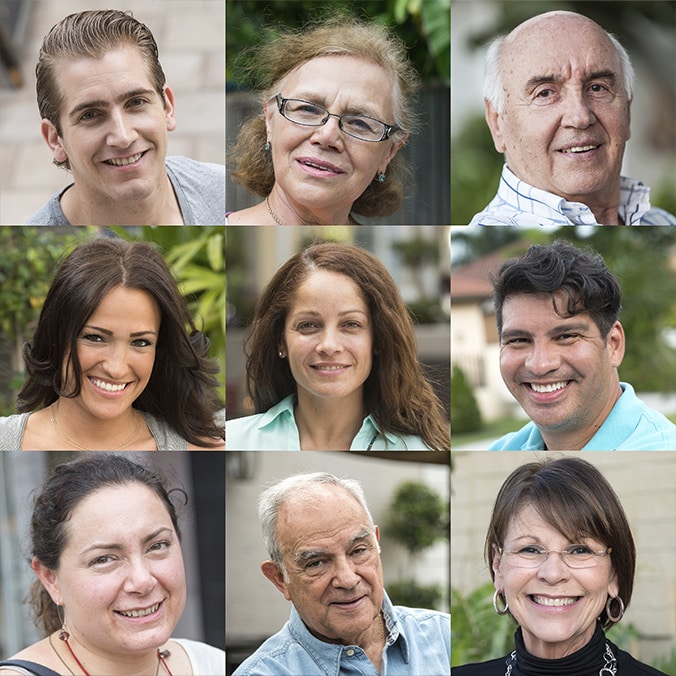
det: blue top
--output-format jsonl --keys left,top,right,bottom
{"left": 469, "top": 165, "right": 676, "bottom": 226}
{"left": 24, "top": 156, "right": 225, "bottom": 225}
{"left": 489, "top": 383, "right": 676, "bottom": 450}
{"left": 226, "top": 395, "right": 432, "bottom": 450}
{"left": 233, "top": 592, "right": 450, "bottom": 676}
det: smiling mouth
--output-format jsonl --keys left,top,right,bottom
{"left": 104, "top": 151, "right": 146, "bottom": 166}
{"left": 89, "top": 377, "right": 128, "bottom": 392}
{"left": 531, "top": 595, "right": 580, "bottom": 607}
{"left": 560, "top": 145, "right": 600, "bottom": 154}
{"left": 528, "top": 381, "right": 570, "bottom": 393}
{"left": 311, "top": 364, "right": 348, "bottom": 371}
{"left": 115, "top": 601, "right": 162, "bottom": 618}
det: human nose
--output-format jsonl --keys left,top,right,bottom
{"left": 331, "top": 556, "right": 360, "bottom": 589}
{"left": 561, "top": 89, "right": 596, "bottom": 129}
{"left": 315, "top": 327, "right": 342, "bottom": 355}
{"left": 102, "top": 343, "right": 129, "bottom": 379}
{"left": 536, "top": 550, "right": 571, "bottom": 582}
{"left": 310, "top": 114, "right": 344, "bottom": 148}
{"left": 106, "top": 108, "right": 138, "bottom": 147}
{"left": 525, "top": 341, "right": 561, "bottom": 375}
{"left": 123, "top": 556, "right": 157, "bottom": 594}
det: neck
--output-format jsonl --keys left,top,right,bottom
{"left": 294, "top": 391, "right": 366, "bottom": 450}
{"left": 520, "top": 621, "right": 597, "bottom": 660}
{"left": 267, "top": 187, "right": 354, "bottom": 225}
{"left": 51, "top": 398, "right": 143, "bottom": 451}
{"left": 61, "top": 175, "right": 183, "bottom": 225}
{"left": 52, "top": 631, "right": 170, "bottom": 676}
{"left": 540, "top": 380, "right": 623, "bottom": 450}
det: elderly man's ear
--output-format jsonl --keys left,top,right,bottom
{"left": 484, "top": 99, "right": 507, "bottom": 154}
{"left": 261, "top": 560, "right": 292, "bottom": 601}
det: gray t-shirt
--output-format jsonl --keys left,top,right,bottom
{"left": 0, "top": 411, "right": 188, "bottom": 450}
{"left": 24, "top": 156, "right": 225, "bottom": 225}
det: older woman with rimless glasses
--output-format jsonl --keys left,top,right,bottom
{"left": 226, "top": 17, "right": 419, "bottom": 225}
{"left": 454, "top": 457, "right": 667, "bottom": 676}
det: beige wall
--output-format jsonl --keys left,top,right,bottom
{"left": 451, "top": 451, "right": 676, "bottom": 663}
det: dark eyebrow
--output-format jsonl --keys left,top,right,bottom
{"left": 82, "top": 527, "right": 173, "bottom": 555}
{"left": 83, "top": 324, "right": 158, "bottom": 339}
{"left": 68, "top": 87, "right": 157, "bottom": 122}
{"left": 501, "top": 321, "right": 591, "bottom": 342}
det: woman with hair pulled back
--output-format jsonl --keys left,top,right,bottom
{"left": 226, "top": 242, "right": 449, "bottom": 450}
{"left": 0, "top": 238, "right": 224, "bottom": 450}
{"left": 227, "top": 17, "right": 420, "bottom": 225}
{"left": 0, "top": 454, "right": 225, "bottom": 676}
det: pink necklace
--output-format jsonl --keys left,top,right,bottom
{"left": 59, "top": 629, "right": 173, "bottom": 676}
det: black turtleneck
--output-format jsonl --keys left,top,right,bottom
{"left": 452, "top": 623, "right": 668, "bottom": 675}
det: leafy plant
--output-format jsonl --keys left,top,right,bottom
{"left": 451, "top": 363, "right": 482, "bottom": 434}
{"left": 387, "top": 580, "right": 443, "bottom": 610}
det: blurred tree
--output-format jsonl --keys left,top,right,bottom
{"left": 450, "top": 363, "right": 482, "bottom": 434}
{"left": 226, "top": 0, "right": 450, "bottom": 87}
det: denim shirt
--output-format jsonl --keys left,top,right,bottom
{"left": 233, "top": 592, "right": 450, "bottom": 675}
{"left": 489, "top": 383, "right": 676, "bottom": 450}
{"left": 226, "top": 395, "right": 432, "bottom": 450}
{"left": 469, "top": 165, "right": 676, "bottom": 226}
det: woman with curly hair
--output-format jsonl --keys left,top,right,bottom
{"left": 0, "top": 237, "right": 224, "bottom": 450}
{"left": 226, "top": 242, "right": 449, "bottom": 450}
{"left": 226, "top": 17, "right": 420, "bottom": 225}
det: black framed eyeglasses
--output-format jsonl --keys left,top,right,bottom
{"left": 275, "top": 94, "right": 399, "bottom": 142}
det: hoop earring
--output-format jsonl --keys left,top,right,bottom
{"left": 493, "top": 589, "right": 509, "bottom": 616}
{"left": 606, "top": 595, "right": 625, "bottom": 622}
{"left": 57, "top": 604, "right": 70, "bottom": 640}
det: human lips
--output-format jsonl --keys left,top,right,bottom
{"left": 527, "top": 380, "right": 571, "bottom": 394}
{"left": 103, "top": 150, "right": 148, "bottom": 167}
{"left": 557, "top": 141, "right": 602, "bottom": 156}
{"left": 310, "top": 363, "right": 350, "bottom": 373}
{"left": 529, "top": 594, "right": 581, "bottom": 608}
{"left": 88, "top": 376, "right": 131, "bottom": 394}
{"left": 114, "top": 600, "right": 163, "bottom": 619}
{"left": 296, "top": 156, "right": 345, "bottom": 176}
{"left": 330, "top": 595, "right": 366, "bottom": 609}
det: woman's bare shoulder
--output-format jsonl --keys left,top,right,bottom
{"left": 0, "top": 636, "right": 61, "bottom": 674}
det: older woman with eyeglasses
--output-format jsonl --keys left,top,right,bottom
{"left": 226, "top": 17, "right": 419, "bottom": 225}
{"left": 454, "top": 457, "right": 668, "bottom": 676}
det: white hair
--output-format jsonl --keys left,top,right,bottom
{"left": 257, "top": 472, "right": 377, "bottom": 573}
{"left": 483, "top": 29, "right": 635, "bottom": 115}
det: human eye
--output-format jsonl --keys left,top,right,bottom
{"left": 296, "top": 320, "right": 320, "bottom": 332}
{"left": 79, "top": 109, "right": 102, "bottom": 122}
{"left": 148, "top": 539, "right": 171, "bottom": 555}
{"left": 342, "top": 320, "right": 362, "bottom": 330}
{"left": 127, "top": 97, "right": 148, "bottom": 109}
{"left": 131, "top": 338, "right": 154, "bottom": 348}
{"left": 556, "top": 332, "right": 579, "bottom": 343}
{"left": 344, "top": 115, "right": 378, "bottom": 132}
{"left": 81, "top": 333, "right": 104, "bottom": 343}
{"left": 517, "top": 545, "right": 545, "bottom": 555}
{"left": 503, "top": 336, "right": 529, "bottom": 346}
{"left": 89, "top": 554, "right": 116, "bottom": 567}
{"left": 566, "top": 544, "right": 593, "bottom": 556}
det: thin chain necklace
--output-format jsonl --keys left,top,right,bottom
{"left": 50, "top": 632, "right": 173, "bottom": 676}
{"left": 504, "top": 641, "right": 617, "bottom": 675}
{"left": 265, "top": 196, "right": 357, "bottom": 225}
{"left": 50, "top": 401, "right": 141, "bottom": 451}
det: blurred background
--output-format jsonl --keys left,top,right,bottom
{"left": 0, "top": 226, "right": 225, "bottom": 415}
{"left": 225, "top": 224, "right": 450, "bottom": 420}
{"left": 226, "top": 0, "right": 450, "bottom": 224}
{"left": 0, "top": 451, "right": 225, "bottom": 656}
{"left": 450, "top": 225, "right": 676, "bottom": 449}
{"left": 451, "top": 451, "right": 676, "bottom": 672}
{"left": 451, "top": 0, "right": 676, "bottom": 224}
{"left": 226, "top": 450, "right": 449, "bottom": 675}
{"left": 0, "top": 0, "right": 225, "bottom": 224}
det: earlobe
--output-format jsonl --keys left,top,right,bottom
{"left": 485, "top": 100, "right": 506, "bottom": 153}
{"left": 31, "top": 557, "right": 61, "bottom": 605}
{"left": 41, "top": 119, "right": 68, "bottom": 164}
{"left": 608, "top": 322, "right": 625, "bottom": 367}
{"left": 261, "top": 560, "right": 291, "bottom": 601}
{"left": 163, "top": 85, "right": 177, "bottom": 132}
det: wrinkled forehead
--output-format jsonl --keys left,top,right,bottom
{"left": 502, "top": 13, "right": 621, "bottom": 88}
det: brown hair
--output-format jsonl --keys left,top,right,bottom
{"left": 30, "top": 454, "right": 185, "bottom": 634}
{"left": 229, "top": 17, "right": 421, "bottom": 218}
{"left": 36, "top": 10, "right": 167, "bottom": 170}
{"left": 18, "top": 238, "right": 223, "bottom": 446}
{"left": 484, "top": 457, "right": 635, "bottom": 629}
{"left": 244, "top": 242, "right": 449, "bottom": 450}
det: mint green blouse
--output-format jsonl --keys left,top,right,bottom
{"left": 226, "top": 395, "right": 431, "bottom": 450}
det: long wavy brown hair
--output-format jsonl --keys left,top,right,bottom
{"left": 229, "top": 17, "right": 421, "bottom": 218}
{"left": 244, "top": 242, "right": 449, "bottom": 450}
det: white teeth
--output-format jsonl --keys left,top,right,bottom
{"left": 303, "top": 161, "right": 333, "bottom": 171}
{"left": 533, "top": 595, "right": 577, "bottom": 607}
{"left": 562, "top": 145, "right": 597, "bottom": 153}
{"left": 530, "top": 381, "right": 568, "bottom": 393}
{"left": 91, "top": 378, "right": 126, "bottom": 392}
{"left": 118, "top": 602, "right": 160, "bottom": 618}
{"left": 313, "top": 365, "right": 345, "bottom": 371}
{"left": 107, "top": 152, "right": 143, "bottom": 166}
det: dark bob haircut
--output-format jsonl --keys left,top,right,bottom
{"left": 30, "top": 454, "right": 185, "bottom": 634}
{"left": 484, "top": 457, "right": 635, "bottom": 630}
{"left": 17, "top": 238, "right": 223, "bottom": 445}
{"left": 491, "top": 241, "right": 622, "bottom": 340}
{"left": 244, "top": 242, "right": 449, "bottom": 451}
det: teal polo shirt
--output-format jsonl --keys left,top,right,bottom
{"left": 489, "top": 383, "right": 676, "bottom": 450}
{"left": 226, "top": 395, "right": 432, "bottom": 450}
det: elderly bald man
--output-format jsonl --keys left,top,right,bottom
{"left": 469, "top": 11, "right": 676, "bottom": 226}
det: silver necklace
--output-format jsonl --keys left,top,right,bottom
{"left": 504, "top": 642, "right": 617, "bottom": 676}
{"left": 265, "top": 196, "right": 284, "bottom": 225}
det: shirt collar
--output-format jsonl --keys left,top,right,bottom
{"left": 499, "top": 165, "right": 652, "bottom": 225}
{"left": 286, "top": 591, "right": 409, "bottom": 676}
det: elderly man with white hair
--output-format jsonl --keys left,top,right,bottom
{"left": 233, "top": 472, "right": 450, "bottom": 676}
{"left": 469, "top": 11, "right": 676, "bottom": 226}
